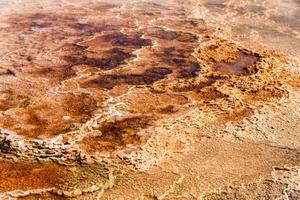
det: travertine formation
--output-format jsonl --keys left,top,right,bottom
{"left": 0, "top": 0, "right": 299, "bottom": 199}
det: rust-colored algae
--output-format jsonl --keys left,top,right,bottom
{"left": 0, "top": 161, "right": 63, "bottom": 192}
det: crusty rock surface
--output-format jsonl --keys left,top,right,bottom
{"left": 0, "top": 0, "right": 299, "bottom": 199}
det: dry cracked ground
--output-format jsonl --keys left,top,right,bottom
{"left": 0, "top": 0, "right": 300, "bottom": 199}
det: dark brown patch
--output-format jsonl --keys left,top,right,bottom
{"left": 198, "top": 87, "right": 227, "bottom": 102}
{"left": 159, "top": 47, "right": 201, "bottom": 78}
{"left": 68, "top": 22, "right": 110, "bottom": 36}
{"left": 0, "top": 138, "right": 14, "bottom": 153}
{"left": 0, "top": 68, "right": 15, "bottom": 76}
{"left": 63, "top": 48, "right": 133, "bottom": 70}
{"left": 181, "top": 19, "right": 200, "bottom": 28}
{"left": 31, "top": 65, "right": 76, "bottom": 82}
{"left": 175, "top": 31, "right": 199, "bottom": 43}
{"left": 145, "top": 27, "right": 177, "bottom": 40}
{"left": 4, "top": 12, "right": 75, "bottom": 33}
{"left": 29, "top": 21, "right": 52, "bottom": 29}
{"left": 85, "top": 67, "right": 172, "bottom": 89}
{"left": 145, "top": 27, "right": 198, "bottom": 43}
{"left": 158, "top": 105, "right": 177, "bottom": 114}
{"left": 177, "top": 62, "right": 201, "bottom": 78}
{"left": 81, "top": 116, "right": 151, "bottom": 152}
{"left": 102, "top": 32, "right": 152, "bottom": 47}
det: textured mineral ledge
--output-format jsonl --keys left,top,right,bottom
{"left": 0, "top": 0, "right": 300, "bottom": 199}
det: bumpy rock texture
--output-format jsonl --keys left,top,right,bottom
{"left": 0, "top": 0, "right": 300, "bottom": 199}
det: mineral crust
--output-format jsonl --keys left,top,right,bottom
{"left": 0, "top": 0, "right": 300, "bottom": 199}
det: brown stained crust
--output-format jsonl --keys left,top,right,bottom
{"left": 80, "top": 116, "right": 152, "bottom": 153}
